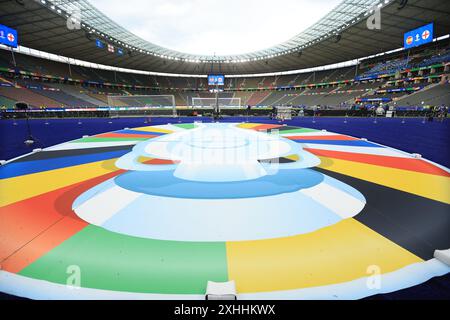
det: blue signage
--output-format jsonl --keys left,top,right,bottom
{"left": 358, "top": 97, "right": 391, "bottom": 102}
{"left": 208, "top": 74, "right": 225, "bottom": 86}
{"left": 0, "top": 24, "right": 18, "bottom": 48}
{"left": 404, "top": 23, "right": 434, "bottom": 49}
{"left": 95, "top": 39, "right": 104, "bottom": 49}
{"left": 355, "top": 75, "right": 379, "bottom": 81}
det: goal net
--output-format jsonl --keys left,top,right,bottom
{"left": 107, "top": 95, "right": 177, "bottom": 117}
{"left": 191, "top": 97, "right": 241, "bottom": 108}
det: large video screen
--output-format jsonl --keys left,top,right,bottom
{"left": 0, "top": 24, "right": 18, "bottom": 48}
{"left": 404, "top": 23, "right": 433, "bottom": 49}
{"left": 208, "top": 74, "right": 225, "bottom": 86}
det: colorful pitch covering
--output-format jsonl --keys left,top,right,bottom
{"left": 0, "top": 122, "right": 449, "bottom": 300}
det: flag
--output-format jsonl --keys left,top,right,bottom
{"left": 95, "top": 39, "right": 104, "bottom": 48}
{"left": 108, "top": 44, "right": 114, "bottom": 53}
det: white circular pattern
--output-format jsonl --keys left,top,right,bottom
{"left": 73, "top": 123, "right": 366, "bottom": 241}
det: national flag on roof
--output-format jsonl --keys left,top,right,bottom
{"left": 95, "top": 39, "right": 104, "bottom": 49}
{"left": 108, "top": 44, "right": 114, "bottom": 53}
{"left": 406, "top": 36, "right": 413, "bottom": 46}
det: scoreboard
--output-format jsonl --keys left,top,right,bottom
{"left": 208, "top": 74, "right": 225, "bottom": 86}
{"left": 0, "top": 24, "right": 18, "bottom": 48}
{"left": 404, "top": 23, "right": 433, "bottom": 49}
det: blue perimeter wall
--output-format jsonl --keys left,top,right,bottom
{"left": 1, "top": 116, "right": 449, "bottom": 168}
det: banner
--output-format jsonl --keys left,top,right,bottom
{"left": 208, "top": 74, "right": 225, "bottom": 86}
{"left": 0, "top": 24, "right": 18, "bottom": 48}
{"left": 404, "top": 23, "right": 434, "bottom": 49}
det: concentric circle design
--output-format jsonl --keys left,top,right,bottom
{"left": 0, "top": 122, "right": 449, "bottom": 300}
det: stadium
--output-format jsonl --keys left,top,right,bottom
{"left": 0, "top": 0, "right": 449, "bottom": 304}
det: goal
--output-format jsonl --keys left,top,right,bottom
{"left": 107, "top": 95, "right": 177, "bottom": 117}
{"left": 191, "top": 97, "right": 241, "bottom": 109}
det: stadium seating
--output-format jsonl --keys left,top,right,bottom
{"left": 47, "top": 83, "right": 106, "bottom": 106}
{"left": 246, "top": 91, "right": 272, "bottom": 106}
{"left": 0, "top": 86, "right": 61, "bottom": 108}
{"left": 0, "top": 41, "right": 448, "bottom": 110}
{"left": 398, "top": 82, "right": 450, "bottom": 106}
{"left": 363, "top": 58, "right": 410, "bottom": 77}
{"left": 0, "top": 95, "right": 16, "bottom": 108}
{"left": 233, "top": 91, "right": 253, "bottom": 106}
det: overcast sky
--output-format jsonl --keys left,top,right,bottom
{"left": 89, "top": 0, "right": 342, "bottom": 56}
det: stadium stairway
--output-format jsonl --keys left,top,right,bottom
{"left": 86, "top": 92, "right": 109, "bottom": 105}
{"left": 275, "top": 90, "right": 307, "bottom": 105}
{"left": 232, "top": 91, "right": 252, "bottom": 106}
{"left": 174, "top": 93, "right": 186, "bottom": 106}
{"left": 259, "top": 91, "right": 286, "bottom": 106}
{"left": 314, "top": 86, "right": 351, "bottom": 107}
{"left": 247, "top": 91, "right": 271, "bottom": 106}
{"left": 29, "top": 88, "right": 95, "bottom": 108}
{"left": 395, "top": 82, "right": 446, "bottom": 106}
{"left": 47, "top": 84, "right": 105, "bottom": 106}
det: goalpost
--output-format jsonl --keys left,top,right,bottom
{"left": 107, "top": 95, "right": 177, "bottom": 117}
{"left": 191, "top": 97, "right": 241, "bottom": 109}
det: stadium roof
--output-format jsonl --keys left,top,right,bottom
{"left": 0, "top": 0, "right": 449, "bottom": 75}
{"left": 42, "top": 0, "right": 376, "bottom": 60}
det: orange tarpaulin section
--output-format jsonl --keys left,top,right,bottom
{"left": 251, "top": 124, "right": 284, "bottom": 131}
{"left": 0, "top": 171, "right": 123, "bottom": 273}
